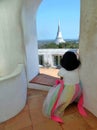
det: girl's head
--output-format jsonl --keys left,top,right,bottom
{"left": 60, "top": 51, "right": 81, "bottom": 71}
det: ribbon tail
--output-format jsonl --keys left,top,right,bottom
{"left": 51, "top": 115, "right": 64, "bottom": 124}
{"left": 51, "top": 80, "right": 64, "bottom": 123}
{"left": 77, "top": 94, "right": 87, "bottom": 117}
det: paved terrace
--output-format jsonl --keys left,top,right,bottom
{"left": 0, "top": 68, "right": 97, "bottom": 130}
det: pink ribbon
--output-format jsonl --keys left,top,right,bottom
{"left": 51, "top": 80, "right": 64, "bottom": 123}
{"left": 77, "top": 94, "right": 87, "bottom": 116}
{"left": 51, "top": 80, "right": 87, "bottom": 124}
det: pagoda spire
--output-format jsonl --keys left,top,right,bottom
{"left": 55, "top": 20, "right": 65, "bottom": 45}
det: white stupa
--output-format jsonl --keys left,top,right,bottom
{"left": 55, "top": 21, "right": 65, "bottom": 45}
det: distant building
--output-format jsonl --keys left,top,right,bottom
{"left": 55, "top": 21, "right": 66, "bottom": 45}
{"left": 38, "top": 49, "right": 77, "bottom": 68}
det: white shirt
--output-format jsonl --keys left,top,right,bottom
{"left": 58, "top": 67, "right": 80, "bottom": 85}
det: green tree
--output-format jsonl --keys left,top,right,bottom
{"left": 38, "top": 41, "right": 79, "bottom": 49}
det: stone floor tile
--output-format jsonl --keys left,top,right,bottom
{"left": 29, "top": 109, "right": 49, "bottom": 126}
{"left": 0, "top": 88, "right": 97, "bottom": 130}
{"left": 91, "top": 128, "right": 97, "bottom": 130}
{"left": 20, "top": 126, "right": 33, "bottom": 130}
{"left": 22, "top": 103, "right": 29, "bottom": 112}
{"left": 28, "top": 94, "right": 45, "bottom": 111}
{"left": 27, "top": 88, "right": 47, "bottom": 98}
{"left": 0, "top": 123, "right": 5, "bottom": 130}
{"left": 33, "top": 120, "right": 61, "bottom": 130}
{"left": 61, "top": 121, "right": 91, "bottom": 130}
{"left": 82, "top": 110, "right": 97, "bottom": 129}
{"left": 5, "top": 110, "right": 32, "bottom": 130}
{"left": 61, "top": 112, "right": 92, "bottom": 130}
{"left": 62, "top": 111, "right": 83, "bottom": 122}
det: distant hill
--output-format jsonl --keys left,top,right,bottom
{"left": 38, "top": 39, "right": 79, "bottom": 44}
{"left": 38, "top": 39, "right": 79, "bottom": 49}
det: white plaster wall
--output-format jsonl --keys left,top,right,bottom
{"left": 0, "top": 0, "right": 25, "bottom": 77}
{"left": 0, "top": 64, "right": 27, "bottom": 122}
{"left": 0, "top": 0, "right": 41, "bottom": 83}
{"left": 79, "top": 0, "right": 97, "bottom": 117}
{"left": 22, "top": 0, "right": 41, "bottom": 81}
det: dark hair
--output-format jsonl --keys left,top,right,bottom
{"left": 60, "top": 51, "right": 81, "bottom": 71}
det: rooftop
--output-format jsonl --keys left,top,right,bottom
{"left": 0, "top": 68, "right": 97, "bottom": 130}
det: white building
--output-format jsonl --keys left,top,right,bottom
{"left": 38, "top": 49, "right": 77, "bottom": 68}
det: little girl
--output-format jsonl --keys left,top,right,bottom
{"left": 43, "top": 51, "right": 85, "bottom": 123}
{"left": 55, "top": 51, "right": 82, "bottom": 116}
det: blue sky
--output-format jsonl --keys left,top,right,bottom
{"left": 37, "top": 0, "right": 80, "bottom": 40}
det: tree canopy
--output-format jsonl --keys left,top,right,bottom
{"left": 38, "top": 41, "right": 79, "bottom": 49}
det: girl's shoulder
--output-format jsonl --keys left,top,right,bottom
{"left": 59, "top": 67, "right": 79, "bottom": 73}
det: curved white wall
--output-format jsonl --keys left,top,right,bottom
{"left": 0, "top": 0, "right": 42, "bottom": 122}
{"left": 0, "top": 64, "right": 27, "bottom": 123}
{"left": 0, "top": 0, "right": 25, "bottom": 77}
{"left": 22, "top": 0, "right": 41, "bottom": 81}
{"left": 0, "top": 0, "right": 42, "bottom": 82}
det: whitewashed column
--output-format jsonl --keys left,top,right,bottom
{"left": 79, "top": 0, "right": 97, "bottom": 117}
{"left": 22, "top": 0, "right": 42, "bottom": 81}
{"left": 0, "top": 0, "right": 25, "bottom": 76}
{"left": 49, "top": 54, "right": 54, "bottom": 67}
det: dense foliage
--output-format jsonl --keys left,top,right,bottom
{"left": 38, "top": 41, "right": 79, "bottom": 49}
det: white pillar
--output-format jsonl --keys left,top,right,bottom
{"left": 0, "top": 0, "right": 42, "bottom": 82}
{"left": 0, "top": 0, "right": 25, "bottom": 77}
{"left": 22, "top": 0, "right": 42, "bottom": 81}
{"left": 49, "top": 54, "right": 54, "bottom": 67}
{"left": 79, "top": 0, "right": 97, "bottom": 117}
{"left": 44, "top": 53, "right": 48, "bottom": 67}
